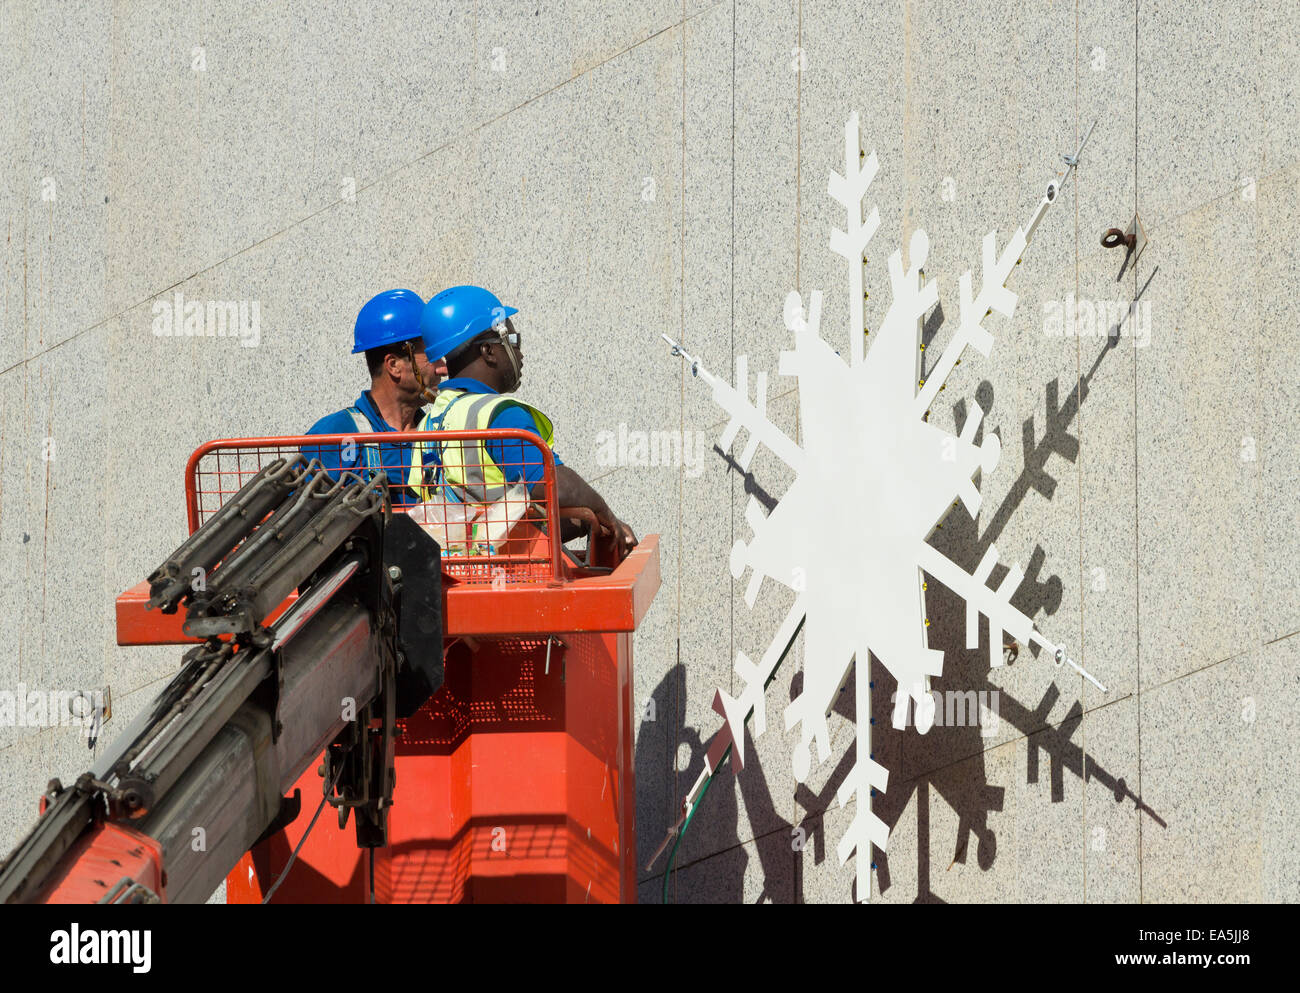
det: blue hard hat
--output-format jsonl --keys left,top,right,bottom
{"left": 352, "top": 288, "right": 427, "bottom": 354}
{"left": 420, "top": 285, "right": 518, "bottom": 360}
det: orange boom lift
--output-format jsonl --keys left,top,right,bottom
{"left": 0, "top": 431, "right": 658, "bottom": 904}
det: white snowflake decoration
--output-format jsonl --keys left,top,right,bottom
{"left": 672, "top": 112, "right": 1100, "bottom": 901}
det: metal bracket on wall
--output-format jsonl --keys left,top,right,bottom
{"left": 1102, "top": 212, "right": 1148, "bottom": 281}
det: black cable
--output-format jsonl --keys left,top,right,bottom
{"left": 261, "top": 758, "right": 345, "bottom": 904}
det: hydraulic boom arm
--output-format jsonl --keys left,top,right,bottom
{"left": 0, "top": 457, "right": 443, "bottom": 904}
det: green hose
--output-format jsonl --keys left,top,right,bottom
{"left": 662, "top": 766, "right": 717, "bottom": 904}
{"left": 660, "top": 616, "right": 802, "bottom": 904}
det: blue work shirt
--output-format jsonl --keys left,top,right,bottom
{"left": 303, "top": 391, "right": 429, "bottom": 505}
{"left": 435, "top": 377, "right": 563, "bottom": 487}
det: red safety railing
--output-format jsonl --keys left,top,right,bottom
{"left": 184, "top": 430, "right": 565, "bottom": 584}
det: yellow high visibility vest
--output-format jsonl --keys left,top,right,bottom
{"left": 421, "top": 389, "right": 555, "bottom": 554}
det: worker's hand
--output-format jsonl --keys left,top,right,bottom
{"left": 614, "top": 518, "right": 637, "bottom": 553}
{"left": 596, "top": 511, "right": 638, "bottom": 555}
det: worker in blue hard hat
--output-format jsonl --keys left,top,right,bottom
{"left": 420, "top": 285, "right": 637, "bottom": 554}
{"left": 303, "top": 288, "right": 444, "bottom": 504}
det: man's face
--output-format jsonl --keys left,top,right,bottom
{"left": 414, "top": 347, "right": 443, "bottom": 385}
{"left": 397, "top": 341, "right": 442, "bottom": 397}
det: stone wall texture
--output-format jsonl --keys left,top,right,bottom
{"left": 1, "top": 0, "right": 1295, "bottom": 903}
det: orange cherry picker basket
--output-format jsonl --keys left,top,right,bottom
{"left": 114, "top": 429, "right": 660, "bottom": 903}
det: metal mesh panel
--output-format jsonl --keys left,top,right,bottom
{"left": 186, "top": 430, "right": 561, "bottom": 584}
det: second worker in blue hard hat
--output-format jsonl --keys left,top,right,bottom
{"left": 420, "top": 285, "right": 637, "bottom": 554}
